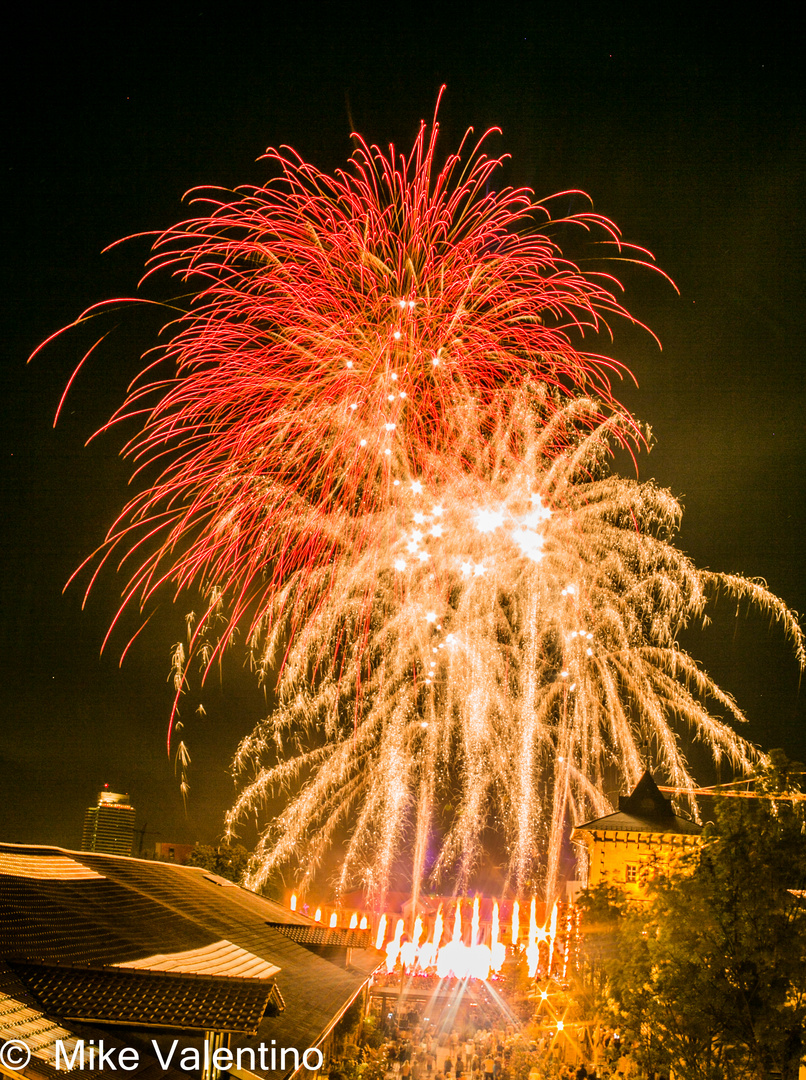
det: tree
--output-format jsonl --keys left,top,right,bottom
{"left": 581, "top": 753, "right": 806, "bottom": 1079}
{"left": 188, "top": 842, "right": 250, "bottom": 883}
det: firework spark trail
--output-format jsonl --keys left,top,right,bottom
{"left": 49, "top": 107, "right": 804, "bottom": 903}
{"left": 225, "top": 388, "right": 803, "bottom": 900}
{"left": 69, "top": 108, "right": 656, "bottom": 707}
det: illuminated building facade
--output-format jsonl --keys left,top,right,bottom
{"left": 81, "top": 789, "right": 136, "bottom": 856}
{"left": 572, "top": 771, "right": 702, "bottom": 899}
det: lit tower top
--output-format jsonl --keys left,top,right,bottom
{"left": 81, "top": 788, "right": 136, "bottom": 857}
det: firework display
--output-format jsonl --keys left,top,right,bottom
{"left": 227, "top": 388, "right": 802, "bottom": 900}
{"left": 59, "top": 111, "right": 804, "bottom": 901}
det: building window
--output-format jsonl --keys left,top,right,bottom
{"left": 626, "top": 862, "right": 639, "bottom": 884}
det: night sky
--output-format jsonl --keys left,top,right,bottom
{"left": 2, "top": 7, "right": 804, "bottom": 854}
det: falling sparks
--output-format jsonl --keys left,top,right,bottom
{"left": 228, "top": 389, "right": 804, "bottom": 899}
{"left": 52, "top": 103, "right": 805, "bottom": 906}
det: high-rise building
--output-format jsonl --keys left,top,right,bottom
{"left": 81, "top": 789, "right": 136, "bottom": 856}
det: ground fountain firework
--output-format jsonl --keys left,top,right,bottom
{"left": 49, "top": 104, "right": 805, "bottom": 902}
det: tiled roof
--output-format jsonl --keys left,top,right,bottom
{"left": 268, "top": 925, "right": 373, "bottom": 948}
{"left": 11, "top": 962, "right": 279, "bottom": 1034}
{"left": 0, "top": 870, "right": 216, "bottom": 967}
{"left": 1, "top": 843, "right": 383, "bottom": 1078}
{"left": 114, "top": 938, "right": 279, "bottom": 979}
{"left": 0, "top": 961, "right": 186, "bottom": 1080}
{"left": 0, "top": 852, "right": 104, "bottom": 882}
{"left": 574, "top": 810, "right": 702, "bottom": 835}
{"left": 1, "top": 967, "right": 79, "bottom": 1073}
{"left": 575, "top": 771, "right": 702, "bottom": 836}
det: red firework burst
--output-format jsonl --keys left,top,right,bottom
{"left": 46, "top": 101, "right": 664, "bottom": 734}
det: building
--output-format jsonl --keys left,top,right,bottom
{"left": 0, "top": 842, "right": 381, "bottom": 1080}
{"left": 154, "top": 842, "right": 195, "bottom": 865}
{"left": 572, "top": 770, "right": 702, "bottom": 898}
{"left": 80, "top": 789, "right": 136, "bottom": 856}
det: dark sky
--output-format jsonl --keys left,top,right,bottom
{"left": 2, "top": 6, "right": 804, "bottom": 852}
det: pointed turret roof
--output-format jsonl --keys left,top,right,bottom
{"left": 575, "top": 770, "right": 702, "bottom": 836}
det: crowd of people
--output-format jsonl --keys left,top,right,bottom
{"left": 328, "top": 1015, "right": 669, "bottom": 1080}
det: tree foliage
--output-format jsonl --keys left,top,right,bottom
{"left": 579, "top": 753, "right": 806, "bottom": 1079}
{"left": 188, "top": 842, "right": 250, "bottom": 883}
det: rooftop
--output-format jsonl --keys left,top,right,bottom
{"left": 574, "top": 770, "right": 703, "bottom": 837}
{"left": 1, "top": 842, "right": 382, "bottom": 1079}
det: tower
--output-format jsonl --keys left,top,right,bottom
{"left": 572, "top": 770, "right": 702, "bottom": 898}
{"left": 81, "top": 789, "right": 136, "bottom": 856}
